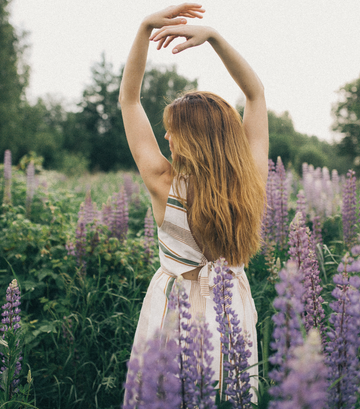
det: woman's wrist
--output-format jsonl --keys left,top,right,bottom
{"left": 140, "top": 17, "right": 155, "bottom": 33}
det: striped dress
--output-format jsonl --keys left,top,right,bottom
{"left": 129, "top": 177, "right": 258, "bottom": 397}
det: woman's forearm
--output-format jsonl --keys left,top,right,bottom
{"left": 207, "top": 29, "right": 264, "bottom": 101}
{"left": 119, "top": 21, "right": 153, "bottom": 105}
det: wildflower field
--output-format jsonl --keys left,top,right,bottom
{"left": 0, "top": 150, "right": 360, "bottom": 409}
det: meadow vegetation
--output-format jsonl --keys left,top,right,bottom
{"left": 1, "top": 154, "right": 360, "bottom": 408}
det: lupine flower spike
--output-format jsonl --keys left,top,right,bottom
{"left": 269, "top": 261, "right": 305, "bottom": 407}
{"left": 342, "top": 170, "right": 357, "bottom": 250}
{"left": 274, "top": 157, "right": 289, "bottom": 250}
{"left": 167, "top": 277, "right": 216, "bottom": 408}
{"left": 261, "top": 159, "right": 277, "bottom": 252}
{"left": 123, "top": 330, "right": 181, "bottom": 409}
{"left": 0, "top": 279, "right": 22, "bottom": 399}
{"left": 213, "top": 258, "right": 252, "bottom": 408}
{"left": 326, "top": 254, "right": 360, "bottom": 409}
{"left": 277, "top": 328, "right": 328, "bottom": 409}
{"left": 288, "top": 213, "right": 326, "bottom": 343}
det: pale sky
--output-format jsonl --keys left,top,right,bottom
{"left": 10, "top": 0, "right": 360, "bottom": 142}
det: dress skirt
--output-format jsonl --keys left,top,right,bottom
{"left": 130, "top": 267, "right": 259, "bottom": 398}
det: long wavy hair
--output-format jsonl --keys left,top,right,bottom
{"left": 163, "top": 91, "right": 266, "bottom": 266}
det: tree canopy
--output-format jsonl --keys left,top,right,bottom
{"left": 332, "top": 76, "right": 360, "bottom": 170}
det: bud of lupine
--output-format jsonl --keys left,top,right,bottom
{"left": 26, "top": 161, "right": 35, "bottom": 218}
{"left": 277, "top": 329, "right": 328, "bottom": 409}
{"left": 3, "top": 149, "right": 12, "bottom": 205}
{"left": 274, "top": 157, "right": 288, "bottom": 250}
{"left": 326, "top": 255, "right": 360, "bottom": 409}
{"left": 342, "top": 170, "right": 357, "bottom": 250}
{"left": 144, "top": 208, "right": 155, "bottom": 263}
{"left": 0, "top": 279, "right": 22, "bottom": 397}
{"left": 213, "top": 258, "right": 252, "bottom": 408}
{"left": 269, "top": 261, "right": 305, "bottom": 407}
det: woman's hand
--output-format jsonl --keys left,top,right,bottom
{"left": 143, "top": 3, "right": 205, "bottom": 30}
{"left": 150, "top": 24, "right": 215, "bottom": 54}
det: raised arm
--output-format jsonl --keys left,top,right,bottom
{"left": 119, "top": 4, "right": 205, "bottom": 197}
{"left": 150, "top": 25, "right": 269, "bottom": 183}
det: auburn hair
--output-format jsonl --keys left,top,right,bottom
{"left": 163, "top": 91, "right": 266, "bottom": 266}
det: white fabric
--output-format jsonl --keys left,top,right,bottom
{"left": 127, "top": 177, "right": 259, "bottom": 400}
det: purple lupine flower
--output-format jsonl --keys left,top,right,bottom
{"left": 144, "top": 208, "right": 155, "bottom": 263}
{"left": 65, "top": 241, "right": 76, "bottom": 256}
{"left": 213, "top": 258, "right": 252, "bottom": 408}
{"left": 0, "top": 279, "right": 22, "bottom": 397}
{"left": 288, "top": 213, "right": 326, "bottom": 342}
{"left": 123, "top": 173, "right": 134, "bottom": 203}
{"left": 75, "top": 203, "right": 87, "bottom": 273}
{"left": 84, "top": 190, "right": 95, "bottom": 225}
{"left": 312, "top": 215, "right": 323, "bottom": 250}
{"left": 331, "top": 169, "right": 340, "bottom": 197}
{"left": 268, "top": 261, "right": 305, "bottom": 407}
{"left": 295, "top": 189, "right": 307, "bottom": 223}
{"left": 123, "top": 333, "right": 181, "bottom": 409}
{"left": 167, "top": 277, "right": 217, "bottom": 408}
{"left": 274, "top": 157, "right": 288, "bottom": 250}
{"left": 302, "top": 164, "right": 341, "bottom": 219}
{"left": 183, "top": 315, "right": 216, "bottom": 409}
{"left": 167, "top": 276, "right": 195, "bottom": 407}
{"left": 3, "top": 149, "right": 12, "bottom": 205}
{"left": 326, "top": 255, "right": 360, "bottom": 409}
{"left": 322, "top": 167, "right": 333, "bottom": 217}
{"left": 112, "top": 188, "right": 128, "bottom": 242}
{"left": 133, "top": 182, "right": 141, "bottom": 209}
{"left": 277, "top": 328, "right": 328, "bottom": 409}
{"left": 101, "top": 197, "right": 113, "bottom": 233}
{"left": 25, "top": 161, "right": 35, "bottom": 217}
{"left": 261, "top": 159, "right": 276, "bottom": 254}
{"left": 342, "top": 170, "right": 357, "bottom": 250}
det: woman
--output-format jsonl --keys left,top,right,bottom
{"left": 119, "top": 3, "right": 268, "bottom": 398}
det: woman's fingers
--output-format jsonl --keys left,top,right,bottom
{"left": 149, "top": 26, "right": 170, "bottom": 41}
{"left": 172, "top": 39, "right": 194, "bottom": 54}
{"left": 156, "top": 36, "right": 167, "bottom": 50}
{"left": 150, "top": 25, "right": 186, "bottom": 42}
{"left": 169, "top": 4, "right": 205, "bottom": 20}
{"left": 162, "top": 35, "right": 177, "bottom": 49}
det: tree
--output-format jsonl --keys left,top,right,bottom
{"left": 72, "top": 55, "right": 198, "bottom": 172}
{"left": 332, "top": 76, "right": 360, "bottom": 169}
{"left": 0, "top": 0, "right": 29, "bottom": 162}
{"left": 141, "top": 64, "right": 197, "bottom": 157}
